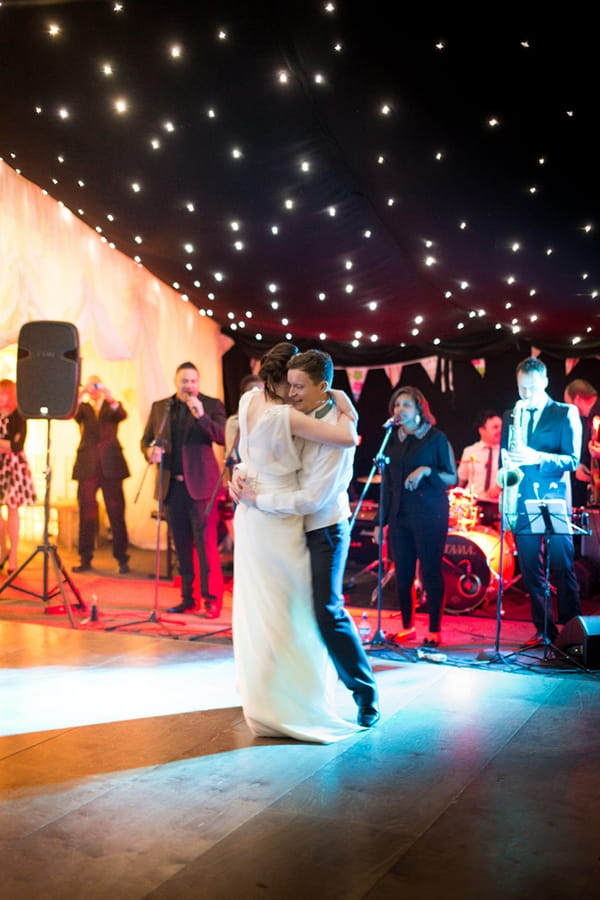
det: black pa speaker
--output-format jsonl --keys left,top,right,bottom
{"left": 17, "top": 321, "right": 80, "bottom": 419}
{"left": 555, "top": 615, "right": 600, "bottom": 669}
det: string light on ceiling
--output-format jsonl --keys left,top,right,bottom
{"left": 1, "top": 4, "right": 596, "bottom": 355}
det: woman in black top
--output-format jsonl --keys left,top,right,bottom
{"left": 374, "top": 386, "right": 457, "bottom": 646}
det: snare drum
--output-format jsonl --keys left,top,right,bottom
{"left": 443, "top": 527, "right": 515, "bottom": 614}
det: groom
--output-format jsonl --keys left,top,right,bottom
{"left": 232, "top": 350, "right": 379, "bottom": 728}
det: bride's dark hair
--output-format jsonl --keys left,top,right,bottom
{"left": 259, "top": 342, "right": 299, "bottom": 401}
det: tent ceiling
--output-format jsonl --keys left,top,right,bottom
{"left": 1, "top": 1, "right": 598, "bottom": 364}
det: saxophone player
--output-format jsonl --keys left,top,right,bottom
{"left": 501, "top": 357, "right": 582, "bottom": 645}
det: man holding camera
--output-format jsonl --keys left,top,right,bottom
{"left": 72, "top": 376, "right": 131, "bottom": 574}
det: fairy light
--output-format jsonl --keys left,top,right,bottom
{"left": 2, "top": 5, "right": 592, "bottom": 354}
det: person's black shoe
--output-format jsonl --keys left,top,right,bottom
{"left": 204, "top": 601, "right": 220, "bottom": 619}
{"left": 72, "top": 562, "right": 92, "bottom": 573}
{"left": 168, "top": 601, "right": 195, "bottom": 614}
{"left": 118, "top": 562, "right": 130, "bottom": 574}
{"left": 357, "top": 705, "right": 380, "bottom": 728}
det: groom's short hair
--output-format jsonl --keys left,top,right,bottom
{"left": 287, "top": 349, "right": 333, "bottom": 387}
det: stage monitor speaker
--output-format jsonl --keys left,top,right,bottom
{"left": 17, "top": 321, "right": 80, "bottom": 419}
{"left": 555, "top": 615, "right": 600, "bottom": 669}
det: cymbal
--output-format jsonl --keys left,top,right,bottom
{"left": 357, "top": 475, "right": 382, "bottom": 484}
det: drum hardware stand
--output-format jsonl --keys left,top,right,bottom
{"left": 0, "top": 419, "right": 85, "bottom": 627}
{"left": 344, "top": 451, "right": 395, "bottom": 594}
{"left": 359, "top": 423, "right": 417, "bottom": 663}
{"left": 106, "top": 401, "right": 182, "bottom": 633}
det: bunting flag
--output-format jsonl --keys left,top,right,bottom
{"left": 420, "top": 355, "right": 439, "bottom": 384}
{"left": 565, "top": 358, "right": 579, "bottom": 376}
{"left": 346, "top": 367, "right": 368, "bottom": 401}
{"left": 471, "top": 358, "right": 486, "bottom": 377}
{"left": 384, "top": 363, "right": 403, "bottom": 387}
{"left": 531, "top": 346, "right": 541, "bottom": 357}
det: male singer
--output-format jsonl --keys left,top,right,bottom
{"left": 141, "top": 362, "right": 226, "bottom": 617}
{"left": 502, "top": 357, "right": 582, "bottom": 644}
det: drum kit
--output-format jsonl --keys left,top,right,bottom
{"left": 443, "top": 487, "right": 517, "bottom": 613}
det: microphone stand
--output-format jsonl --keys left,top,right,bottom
{"left": 477, "top": 471, "right": 510, "bottom": 663}
{"left": 360, "top": 423, "right": 417, "bottom": 663}
{"left": 106, "top": 399, "right": 181, "bottom": 632}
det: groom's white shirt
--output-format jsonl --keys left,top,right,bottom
{"left": 255, "top": 403, "right": 354, "bottom": 531}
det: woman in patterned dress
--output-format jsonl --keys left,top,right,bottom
{"left": 0, "top": 379, "right": 37, "bottom": 573}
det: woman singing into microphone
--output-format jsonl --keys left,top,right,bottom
{"left": 373, "top": 386, "right": 457, "bottom": 647}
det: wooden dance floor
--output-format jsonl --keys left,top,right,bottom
{"left": 1, "top": 542, "right": 599, "bottom": 899}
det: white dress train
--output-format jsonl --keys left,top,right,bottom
{"left": 232, "top": 392, "right": 359, "bottom": 743}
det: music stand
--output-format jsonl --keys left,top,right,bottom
{"left": 358, "top": 425, "right": 417, "bottom": 663}
{"left": 518, "top": 499, "right": 567, "bottom": 658}
{"left": 0, "top": 419, "right": 85, "bottom": 627}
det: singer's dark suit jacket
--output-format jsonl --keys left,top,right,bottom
{"left": 141, "top": 393, "right": 226, "bottom": 502}
{"left": 501, "top": 397, "right": 581, "bottom": 513}
{"left": 72, "top": 401, "right": 130, "bottom": 481}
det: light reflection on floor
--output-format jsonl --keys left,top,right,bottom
{"left": 1, "top": 656, "right": 241, "bottom": 737}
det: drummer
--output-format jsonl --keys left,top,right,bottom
{"left": 457, "top": 410, "right": 502, "bottom": 527}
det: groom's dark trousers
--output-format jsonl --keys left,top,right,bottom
{"left": 306, "top": 520, "right": 378, "bottom": 707}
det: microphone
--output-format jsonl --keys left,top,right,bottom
{"left": 383, "top": 416, "right": 400, "bottom": 429}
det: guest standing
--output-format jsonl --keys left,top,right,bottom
{"left": 0, "top": 379, "right": 37, "bottom": 574}
{"left": 374, "top": 386, "right": 457, "bottom": 647}
{"left": 72, "top": 376, "right": 130, "bottom": 574}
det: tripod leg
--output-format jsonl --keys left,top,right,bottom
{"left": 0, "top": 547, "right": 39, "bottom": 594}
{"left": 47, "top": 548, "right": 76, "bottom": 628}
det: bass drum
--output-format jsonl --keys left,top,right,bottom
{"left": 443, "top": 527, "right": 515, "bottom": 614}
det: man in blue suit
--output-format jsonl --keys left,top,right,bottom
{"left": 502, "top": 357, "right": 582, "bottom": 644}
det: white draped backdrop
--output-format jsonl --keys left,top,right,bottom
{"left": 0, "top": 161, "right": 232, "bottom": 549}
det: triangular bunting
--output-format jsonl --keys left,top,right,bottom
{"left": 420, "top": 355, "right": 438, "bottom": 383}
{"left": 346, "top": 367, "right": 368, "bottom": 402}
{"left": 471, "top": 358, "right": 486, "bottom": 377}
{"left": 384, "top": 364, "right": 403, "bottom": 388}
{"left": 565, "top": 358, "right": 579, "bottom": 376}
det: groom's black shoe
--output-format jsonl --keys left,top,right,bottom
{"left": 357, "top": 705, "right": 380, "bottom": 728}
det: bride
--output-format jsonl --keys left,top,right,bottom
{"left": 232, "top": 343, "right": 362, "bottom": 743}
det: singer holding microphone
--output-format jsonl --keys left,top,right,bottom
{"left": 501, "top": 357, "right": 582, "bottom": 644}
{"left": 141, "top": 361, "right": 226, "bottom": 616}
{"left": 373, "top": 386, "right": 457, "bottom": 647}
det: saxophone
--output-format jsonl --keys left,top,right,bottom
{"left": 496, "top": 400, "right": 524, "bottom": 529}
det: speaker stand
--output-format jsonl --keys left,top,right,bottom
{"left": 0, "top": 420, "right": 85, "bottom": 626}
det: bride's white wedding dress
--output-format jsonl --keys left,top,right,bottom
{"left": 232, "top": 391, "right": 359, "bottom": 743}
